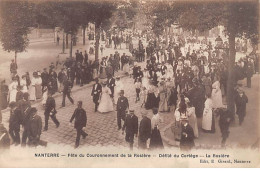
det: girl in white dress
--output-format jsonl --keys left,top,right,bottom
{"left": 8, "top": 78, "right": 18, "bottom": 103}
{"left": 202, "top": 94, "right": 215, "bottom": 133}
{"left": 98, "top": 83, "right": 114, "bottom": 113}
{"left": 142, "top": 69, "right": 150, "bottom": 89}
{"left": 211, "top": 76, "right": 223, "bottom": 109}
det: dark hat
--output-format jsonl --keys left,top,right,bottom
{"left": 9, "top": 101, "right": 16, "bottom": 108}
{"left": 129, "top": 110, "right": 134, "bottom": 114}
{"left": 152, "top": 108, "right": 158, "bottom": 114}
{"left": 30, "top": 107, "right": 37, "bottom": 114}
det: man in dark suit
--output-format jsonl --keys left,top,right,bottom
{"left": 70, "top": 101, "right": 88, "bottom": 148}
{"left": 91, "top": 78, "right": 102, "bottom": 112}
{"left": 41, "top": 68, "right": 49, "bottom": 91}
{"left": 61, "top": 78, "right": 74, "bottom": 107}
{"left": 116, "top": 90, "right": 129, "bottom": 130}
{"left": 44, "top": 91, "right": 60, "bottom": 131}
{"left": 28, "top": 107, "right": 47, "bottom": 147}
{"left": 9, "top": 102, "right": 23, "bottom": 146}
{"left": 107, "top": 74, "right": 115, "bottom": 98}
{"left": 122, "top": 110, "right": 138, "bottom": 150}
{"left": 138, "top": 111, "right": 151, "bottom": 149}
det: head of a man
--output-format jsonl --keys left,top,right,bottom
{"left": 78, "top": 101, "right": 83, "bottom": 109}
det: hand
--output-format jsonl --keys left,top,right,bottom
{"left": 82, "top": 127, "right": 86, "bottom": 131}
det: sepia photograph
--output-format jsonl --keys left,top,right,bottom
{"left": 0, "top": 0, "right": 259, "bottom": 168}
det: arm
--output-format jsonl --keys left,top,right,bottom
{"left": 70, "top": 109, "right": 76, "bottom": 123}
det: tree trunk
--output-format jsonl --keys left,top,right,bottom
{"left": 83, "top": 26, "right": 86, "bottom": 45}
{"left": 66, "top": 33, "right": 69, "bottom": 49}
{"left": 70, "top": 34, "right": 73, "bottom": 57}
{"left": 226, "top": 30, "right": 236, "bottom": 119}
{"left": 95, "top": 25, "right": 100, "bottom": 61}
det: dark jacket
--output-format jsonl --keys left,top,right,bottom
{"left": 70, "top": 108, "right": 87, "bottom": 129}
{"left": 9, "top": 108, "right": 23, "bottom": 130}
{"left": 123, "top": 114, "right": 138, "bottom": 135}
{"left": 107, "top": 78, "right": 115, "bottom": 89}
{"left": 180, "top": 124, "right": 195, "bottom": 150}
{"left": 139, "top": 116, "right": 151, "bottom": 141}
{"left": 63, "top": 79, "right": 72, "bottom": 93}
{"left": 117, "top": 96, "right": 129, "bottom": 111}
{"left": 28, "top": 114, "right": 42, "bottom": 139}
{"left": 235, "top": 93, "right": 248, "bottom": 116}
{"left": 91, "top": 83, "right": 102, "bottom": 103}
{"left": 45, "top": 96, "right": 56, "bottom": 114}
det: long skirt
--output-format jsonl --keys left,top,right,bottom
{"left": 202, "top": 109, "right": 215, "bottom": 133}
{"left": 188, "top": 114, "right": 199, "bottom": 138}
{"left": 98, "top": 93, "right": 114, "bottom": 113}
{"left": 145, "top": 93, "right": 157, "bottom": 110}
{"left": 29, "top": 86, "right": 36, "bottom": 101}
{"left": 99, "top": 68, "right": 107, "bottom": 79}
{"left": 173, "top": 120, "right": 181, "bottom": 141}
{"left": 35, "top": 84, "right": 42, "bottom": 99}
{"left": 158, "top": 92, "right": 168, "bottom": 112}
{"left": 9, "top": 90, "right": 17, "bottom": 103}
{"left": 149, "top": 127, "right": 164, "bottom": 150}
{"left": 93, "top": 69, "right": 98, "bottom": 79}
{"left": 123, "top": 63, "right": 130, "bottom": 74}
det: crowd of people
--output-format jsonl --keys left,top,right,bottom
{"left": 0, "top": 30, "right": 258, "bottom": 150}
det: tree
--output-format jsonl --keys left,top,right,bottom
{"left": 148, "top": 1, "right": 258, "bottom": 118}
{"left": 0, "top": 1, "right": 35, "bottom": 64}
{"left": 88, "top": 2, "right": 116, "bottom": 60}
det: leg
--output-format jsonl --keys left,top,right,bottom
{"left": 75, "top": 128, "right": 81, "bottom": 148}
{"left": 129, "top": 133, "right": 134, "bottom": 150}
{"left": 14, "top": 129, "right": 20, "bottom": 145}
{"left": 21, "top": 130, "right": 28, "bottom": 147}
{"left": 62, "top": 92, "right": 66, "bottom": 107}
{"left": 117, "top": 110, "right": 122, "bottom": 130}
{"left": 67, "top": 92, "right": 74, "bottom": 104}
{"left": 80, "top": 129, "right": 88, "bottom": 138}
{"left": 44, "top": 114, "right": 49, "bottom": 130}
{"left": 50, "top": 115, "right": 60, "bottom": 127}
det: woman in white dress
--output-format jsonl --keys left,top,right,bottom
{"left": 8, "top": 78, "right": 18, "bottom": 103}
{"left": 35, "top": 74, "right": 43, "bottom": 99}
{"left": 114, "top": 77, "right": 124, "bottom": 104}
{"left": 98, "top": 82, "right": 114, "bottom": 113}
{"left": 29, "top": 72, "right": 37, "bottom": 101}
{"left": 20, "top": 75, "right": 28, "bottom": 93}
{"left": 202, "top": 94, "right": 215, "bottom": 133}
{"left": 211, "top": 76, "right": 223, "bottom": 109}
{"left": 165, "top": 63, "right": 174, "bottom": 79}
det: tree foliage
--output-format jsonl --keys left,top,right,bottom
{"left": 0, "top": 1, "right": 34, "bottom": 55}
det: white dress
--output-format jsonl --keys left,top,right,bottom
{"left": 166, "top": 64, "right": 174, "bottom": 79}
{"left": 142, "top": 71, "right": 150, "bottom": 89}
{"left": 29, "top": 78, "right": 36, "bottom": 101}
{"left": 114, "top": 80, "right": 124, "bottom": 104}
{"left": 202, "top": 98, "right": 213, "bottom": 131}
{"left": 20, "top": 79, "right": 28, "bottom": 93}
{"left": 211, "top": 81, "right": 223, "bottom": 109}
{"left": 9, "top": 81, "right": 18, "bottom": 103}
{"left": 98, "top": 86, "right": 114, "bottom": 113}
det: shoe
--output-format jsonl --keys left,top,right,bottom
{"left": 43, "top": 128, "right": 48, "bottom": 131}
{"left": 74, "top": 144, "right": 79, "bottom": 149}
{"left": 56, "top": 123, "right": 60, "bottom": 128}
{"left": 82, "top": 134, "right": 88, "bottom": 139}
{"left": 118, "top": 127, "right": 121, "bottom": 130}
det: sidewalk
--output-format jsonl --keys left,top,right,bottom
{"left": 161, "top": 74, "right": 260, "bottom": 149}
